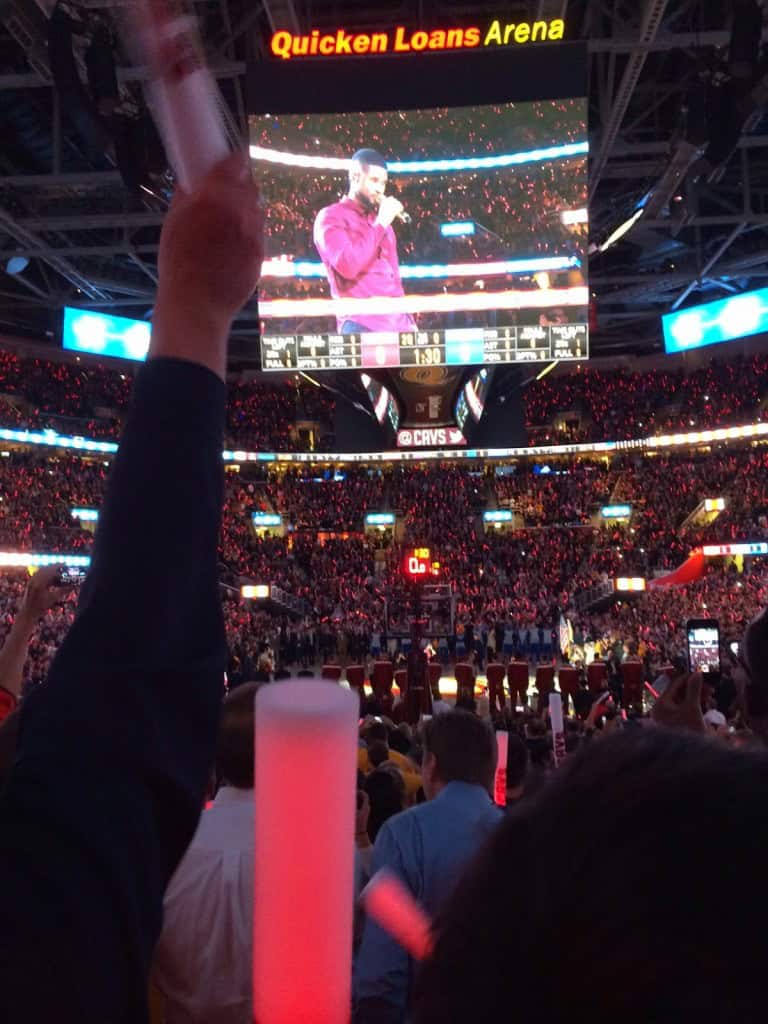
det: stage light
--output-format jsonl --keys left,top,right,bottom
{"left": 252, "top": 513, "right": 282, "bottom": 527}
{"left": 62, "top": 307, "right": 152, "bottom": 363}
{"left": 703, "top": 498, "right": 725, "bottom": 513}
{"left": 71, "top": 508, "right": 99, "bottom": 522}
{"left": 241, "top": 584, "right": 270, "bottom": 599}
{"left": 598, "top": 209, "right": 644, "bottom": 253}
{"left": 440, "top": 221, "right": 475, "bottom": 237}
{"left": 662, "top": 287, "right": 768, "bottom": 353}
{"left": 601, "top": 504, "right": 631, "bottom": 518}
{"left": 483, "top": 510, "right": 513, "bottom": 523}
{"left": 560, "top": 208, "right": 588, "bottom": 225}
{"left": 614, "top": 577, "right": 646, "bottom": 592}
{"left": 5, "top": 257, "right": 29, "bottom": 275}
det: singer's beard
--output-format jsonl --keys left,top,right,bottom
{"left": 353, "top": 190, "right": 379, "bottom": 216}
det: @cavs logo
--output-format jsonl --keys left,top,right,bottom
{"left": 397, "top": 427, "right": 466, "bottom": 448}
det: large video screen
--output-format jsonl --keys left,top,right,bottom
{"left": 253, "top": 98, "right": 588, "bottom": 373}
{"left": 62, "top": 307, "right": 151, "bottom": 362}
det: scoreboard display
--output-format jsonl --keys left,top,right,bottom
{"left": 404, "top": 547, "right": 441, "bottom": 578}
{"left": 260, "top": 324, "right": 588, "bottom": 372}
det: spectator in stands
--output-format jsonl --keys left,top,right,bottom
{"left": 364, "top": 766, "right": 406, "bottom": 844}
{"left": 354, "top": 711, "right": 501, "bottom": 1023}
{"left": 0, "top": 152, "right": 264, "bottom": 1022}
{"left": 0, "top": 566, "right": 65, "bottom": 721}
{"left": 153, "top": 682, "right": 260, "bottom": 1023}
{"left": 413, "top": 728, "right": 768, "bottom": 1024}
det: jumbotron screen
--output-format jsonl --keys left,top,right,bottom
{"left": 252, "top": 99, "right": 588, "bottom": 373}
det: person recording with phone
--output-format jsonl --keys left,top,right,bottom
{"left": 313, "top": 148, "right": 417, "bottom": 335}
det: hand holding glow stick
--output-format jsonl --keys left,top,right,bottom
{"left": 253, "top": 680, "right": 359, "bottom": 1023}
{"left": 549, "top": 691, "right": 566, "bottom": 766}
{"left": 361, "top": 868, "right": 434, "bottom": 961}
{"left": 494, "top": 730, "right": 508, "bottom": 807}
{"left": 127, "top": 0, "right": 233, "bottom": 191}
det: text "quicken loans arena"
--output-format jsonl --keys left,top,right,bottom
{"left": 270, "top": 20, "right": 566, "bottom": 60}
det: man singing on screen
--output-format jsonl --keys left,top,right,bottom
{"left": 313, "top": 148, "right": 417, "bottom": 335}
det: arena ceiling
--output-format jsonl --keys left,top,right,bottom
{"left": 0, "top": 0, "right": 766, "bottom": 362}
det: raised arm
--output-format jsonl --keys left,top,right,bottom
{"left": 0, "top": 566, "right": 66, "bottom": 702}
{"left": 0, "top": 153, "right": 263, "bottom": 1023}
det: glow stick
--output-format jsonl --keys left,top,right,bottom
{"left": 494, "top": 731, "right": 508, "bottom": 807}
{"left": 645, "top": 681, "right": 659, "bottom": 699}
{"left": 549, "top": 692, "right": 566, "bottom": 766}
{"left": 361, "top": 868, "right": 434, "bottom": 961}
{"left": 253, "top": 680, "right": 358, "bottom": 1023}
{"left": 127, "top": 0, "right": 232, "bottom": 191}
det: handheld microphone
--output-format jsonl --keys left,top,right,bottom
{"left": 397, "top": 210, "right": 412, "bottom": 225}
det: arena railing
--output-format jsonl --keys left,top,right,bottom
{"left": 0, "top": 419, "right": 767, "bottom": 465}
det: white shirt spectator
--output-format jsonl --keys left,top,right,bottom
{"left": 153, "top": 786, "right": 254, "bottom": 1024}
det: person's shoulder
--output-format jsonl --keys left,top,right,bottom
{"left": 315, "top": 198, "right": 350, "bottom": 223}
{"left": 389, "top": 749, "right": 418, "bottom": 773}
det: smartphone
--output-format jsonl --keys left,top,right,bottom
{"left": 57, "top": 565, "right": 88, "bottom": 586}
{"left": 686, "top": 618, "right": 721, "bottom": 674}
{"left": 729, "top": 640, "right": 740, "bottom": 658}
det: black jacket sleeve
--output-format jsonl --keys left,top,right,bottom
{"left": 0, "top": 357, "right": 227, "bottom": 1024}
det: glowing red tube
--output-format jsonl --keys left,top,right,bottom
{"left": 253, "top": 680, "right": 359, "bottom": 1023}
{"left": 549, "top": 692, "right": 566, "bottom": 766}
{"left": 494, "top": 731, "right": 508, "bottom": 807}
{"left": 645, "top": 681, "right": 660, "bottom": 699}
{"left": 361, "top": 868, "right": 434, "bottom": 961}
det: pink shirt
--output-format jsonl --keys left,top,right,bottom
{"left": 313, "top": 196, "right": 416, "bottom": 333}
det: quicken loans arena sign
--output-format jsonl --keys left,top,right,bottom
{"left": 270, "top": 19, "right": 566, "bottom": 60}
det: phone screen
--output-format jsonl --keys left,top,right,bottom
{"left": 687, "top": 623, "right": 720, "bottom": 673}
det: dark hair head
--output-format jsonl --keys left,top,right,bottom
{"left": 414, "top": 729, "right": 768, "bottom": 1024}
{"left": 364, "top": 767, "right": 405, "bottom": 841}
{"left": 423, "top": 711, "right": 496, "bottom": 791}
{"left": 215, "top": 682, "right": 259, "bottom": 788}
{"left": 351, "top": 148, "right": 387, "bottom": 170}
{"left": 368, "top": 740, "right": 390, "bottom": 768}
{"left": 364, "top": 721, "right": 388, "bottom": 744}
{"left": 506, "top": 732, "right": 528, "bottom": 790}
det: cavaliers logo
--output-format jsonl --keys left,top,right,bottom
{"left": 400, "top": 366, "right": 449, "bottom": 385}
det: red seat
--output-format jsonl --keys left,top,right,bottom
{"left": 346, "top": 664, "right": 365, "bottom": 691}
{"left": 535, "top": 664, "right": 555, "bottom": 714}
{"left": 558, "top": 666, "right": 579, "bottom": 697}
{"left": 587, "top": 660, "right": 607, "bottom": 693}
{"left": 394, "top": 669, "right": 407, "bottom": 697}
{"left": 455, "top": 662, "right": 475, "bottom": 702}
{"left": 558, "top": 666, "right": 579, "bottom": 716}
{"left": 372, "top": 661, "right": 394, "bottom": 701}
{"left": 507, "top": 661, "right": 529, "bottom": 706}
{"left": 486, "top": 663, "right": 506, "bottom": 714}
{"left": 621, "top": 659, "right": 644, "bottom": 708}
{"left": 427, "top": 661, "right": 442, "bottom": 700}
{"left": 0, "top": 685, "right": 16, "bottom": 725}
{"left": 321, "top": 664, "right": 342, "bottom": 683}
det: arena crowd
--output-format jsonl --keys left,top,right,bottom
{"left": 1, "top": 153, "right": 768, "bottom": 1024}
